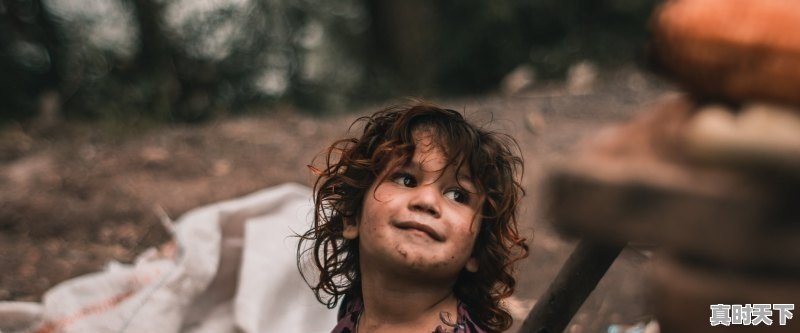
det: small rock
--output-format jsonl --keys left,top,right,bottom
{"left": 4, "top": 154, "right": 54, "bottom": 186}
{"left": 525, "top": 110, "right": 546, "bottom": 135}
{"left": 140, "top": 147, "right": 169, "bottom": 164}
{"left": 212, "top": 159, "right": 232, "bottom": 176}
{"left": 567, "top": 61, "right": 598, "bottom": 95}
{"left": 501, "top": 65, "right": 536, "bottom": 96}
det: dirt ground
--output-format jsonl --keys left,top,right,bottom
{"left": 0, "top": 66, "right": 673, "bottom": 332}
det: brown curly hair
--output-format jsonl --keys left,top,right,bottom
{"left": 297, "top": 102, "right": 528, "bottom": 332}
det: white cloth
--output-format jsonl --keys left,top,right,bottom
{"left": 0, "top": 183, "right": 336, "bottom": 333}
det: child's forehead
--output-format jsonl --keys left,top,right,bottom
{"left": 410, "top": 125, "right": 461, "bottom": 155}
{"left": 387, "top": 127, "right": 475, "bottom": 179}
{"left": 411, "top": 128, "right": 439, "bottom": 153}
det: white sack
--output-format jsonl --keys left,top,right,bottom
{"left": 0, "top": 183, "right": 336, "bottom": 333}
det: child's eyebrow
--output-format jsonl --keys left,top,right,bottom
{"left": 453, "top": 171, "right": 480, "bottom": 192}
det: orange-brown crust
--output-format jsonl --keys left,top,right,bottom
{"left": 652, "top": 0, "right": 800, "bottom": 106}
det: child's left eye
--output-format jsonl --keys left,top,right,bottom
{"left": 444, "top": 188, "right": 470, "bottom": 204}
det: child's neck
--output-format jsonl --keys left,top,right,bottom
{"left": 359, "top": 268, "right": 459, "bottom": 332}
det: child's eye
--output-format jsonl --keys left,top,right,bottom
{"left": 391, "top": 173, "right": 417, "bottom": 187}
{"left": 444, "top": 188, "right": 470, "bottom": 204}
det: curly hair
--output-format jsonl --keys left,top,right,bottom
{"left": 297, "top": 102, "right": 529, "bottom": 332}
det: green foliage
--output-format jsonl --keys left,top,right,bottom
{"left": 0, "top": 0, "right": 660, "bottom": 123}
{"left": 359, "top": 0, "right": 659, "bottom": 98}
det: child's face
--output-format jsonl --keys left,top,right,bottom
{"left": 344, "top": 129, "right": 482, "bottom": 281}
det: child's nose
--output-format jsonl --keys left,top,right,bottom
{"left": 408, "top": 185, "right": 441, "bottom": 218}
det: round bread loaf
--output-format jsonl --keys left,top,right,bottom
{"left": 652, "top": 0, "right": 800, "bottom": 107}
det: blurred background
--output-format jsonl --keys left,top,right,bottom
{"left": 1, "top": 1, "right": 673, "bottom": 332}
{"left": 1, "top": 0, "right": 659, "bottom": 122}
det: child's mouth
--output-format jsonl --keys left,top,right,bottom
{"left": 394, "top": 221, "right": 445, "bottom": 242}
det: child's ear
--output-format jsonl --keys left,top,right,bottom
{"left": 465, "top": 257, "right": 479, "bottom": 273}
{"left": 342, "top": 219, "right": 359, "bottom": 240}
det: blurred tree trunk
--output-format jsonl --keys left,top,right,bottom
{"left": 0, "top": 0, "right": 64, "bottom": 121}
{"left": 125, "top": 0, "right": 180, "bottom": 119}
{"left": 128, "top": 0, "right": 219, "bottom": 121}
{"left": 129, "top": 0, "right": 170, "bottom": 70}
{"left": 364, "top": 0, "right": 437, "bottom": 91}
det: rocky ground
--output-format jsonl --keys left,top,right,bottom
{"left": 0, "top": 66, "right": 674, "bottom": 332}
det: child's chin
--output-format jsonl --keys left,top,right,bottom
{"left": 392, "top": 254, "right": 463, "bottom": 279}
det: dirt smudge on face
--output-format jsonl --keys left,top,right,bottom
{"left": 395, "top": 244, "right": 408, "bottom": 258}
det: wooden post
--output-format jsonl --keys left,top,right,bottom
{"left": 519, "top": 239, "right": 626, "bottom": 333}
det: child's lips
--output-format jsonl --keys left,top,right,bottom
{"left": 394, "top": 221, "right": 445, "bottom": 242}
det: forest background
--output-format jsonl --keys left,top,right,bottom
{"left": 1, "top": 0, "right": 657, "bottom": 122}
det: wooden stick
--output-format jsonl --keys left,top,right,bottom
{"left": 519, "top": 239, "right": 626, "bottom": 333}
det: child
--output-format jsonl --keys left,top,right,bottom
{"left": 298, "top": 102, "right": 529, "bottom": 332}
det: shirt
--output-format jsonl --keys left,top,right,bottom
{"left": 331, "top": 295, "right": 488, "bottom": 333}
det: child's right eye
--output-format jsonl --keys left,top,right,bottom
{"left": 391, "top": 173, "right": 417, "bottom": 187}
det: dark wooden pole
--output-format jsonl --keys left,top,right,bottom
{"left": 519, "top": 239, "right": 626, "bottom": 333}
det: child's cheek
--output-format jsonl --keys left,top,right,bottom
{"left": 371, "top": 183, "right": 395, "bottom": 202}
